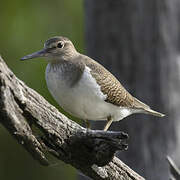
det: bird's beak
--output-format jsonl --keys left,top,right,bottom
{"left": 20, "top": 48, "right": 48, "bottom": 60}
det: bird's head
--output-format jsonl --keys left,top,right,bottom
{"left": 21, "top": 36, "right": 78, "bottom": 62}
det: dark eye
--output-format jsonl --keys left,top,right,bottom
{"left": 57, "top": 42, "right": 64, "bottom": 48}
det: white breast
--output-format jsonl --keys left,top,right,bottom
{"left": 45, "top": 64, "right": 134, "bottom": 121}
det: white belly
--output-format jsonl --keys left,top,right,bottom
{"left": 45, "top": 64, "right": 134, "bottom": 121}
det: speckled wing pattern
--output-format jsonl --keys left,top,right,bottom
{"left": 84, "top": 56, "right": 149, "bottom": 109}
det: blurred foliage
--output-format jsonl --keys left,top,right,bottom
{"left": 0, "top": 0, "right": 84, "bottom": 179}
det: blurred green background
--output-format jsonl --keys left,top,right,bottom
{"left": 0, "top": 0, "right": 84, "bottom": 179}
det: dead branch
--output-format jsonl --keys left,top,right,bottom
{"left": 167, "top": 156, "right": 180, "bottom": 180}
{"left": 0, "top": 56, "right": 144, "bottom": 180}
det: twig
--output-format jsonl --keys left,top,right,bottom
{"left": 167, "top": 156, "right": 180, "bottom": 180}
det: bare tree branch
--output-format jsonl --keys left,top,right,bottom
{"left": 0, "top": 56, "right": 144, "bottom": 180}
{"left": 167, "top": 156, "right": 180, "bottom": 180}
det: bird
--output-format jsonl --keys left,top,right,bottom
{"left": 21, "top": 36, "right": 165, "bottom": 131}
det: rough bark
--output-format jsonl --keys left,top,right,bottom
{"left": 0, "top": 56, "right": 145, "bottom": 180}
{"left": 84, "top": 0, "right": 178, "bottom": 179}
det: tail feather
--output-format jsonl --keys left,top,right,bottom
{"left": 134, "top": 97, "right": 165, "bottom": 117}
{"left": 145, "top": 108, "right": 165, "bottom": 117}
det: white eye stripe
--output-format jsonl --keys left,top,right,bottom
{"left": 57, "top": 41, "right": 64, "bottom": 48}
{"left": 44, "top": 40, "right": 70, "bottom": 49}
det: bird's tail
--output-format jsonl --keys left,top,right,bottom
{"left": 134, "top": 98, "right": 165, "bottom": 117}
{"left": 145, "top": 108, "right": 165, "bottom": 117}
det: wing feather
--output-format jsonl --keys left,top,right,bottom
{"left": 83, "top": 56, "right": 138, "bottom": 108}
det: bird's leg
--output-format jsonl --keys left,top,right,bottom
{"left": 103, "top": 116, "right": 113, "bottom": 131}
{"left": 84, "top": 119, "right": 91, "bottom": 129}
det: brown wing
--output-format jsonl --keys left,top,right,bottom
{"left": 84, "top": 56, "right": 149, "bottom": 109}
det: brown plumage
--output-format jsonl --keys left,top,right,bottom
{"left": 81, "top": 55, "right": 164, "bottom": 117}
{"left": 83, "top": 56, "right": 143, "bottom": 108}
